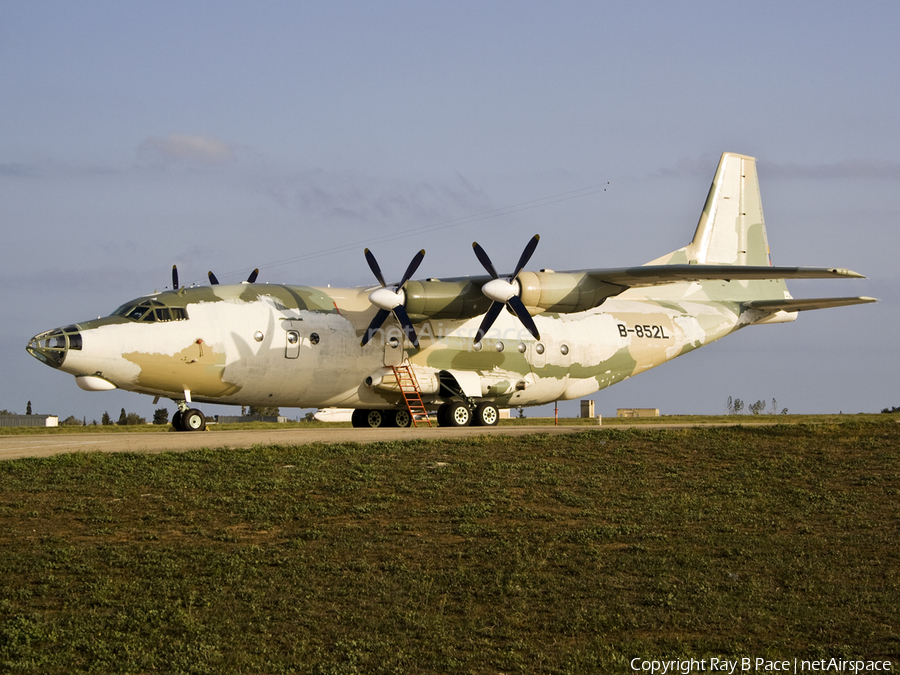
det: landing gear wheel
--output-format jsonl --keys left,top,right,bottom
{"left": 171, "top": 411, "right": 183, "bottom": 430}
{"left": 440, "top": 401, "right": 472, "bottom": 427}
{"left": 389, "top": 409, "right": 412, "bottom": 428}
{"left": 436, "top": 402, "right": 452, "bottom": 427}
{"left": 473, "top": 402, "right": 500, "bottom": 427}
{"left": 351, "top": 409, "right": 366, "bottom": 428}
{"left": 179, "top": 408, "right": 206, "bottom": 432}
{"left": 352, "top": 409, "right": 385, "bottom": 428}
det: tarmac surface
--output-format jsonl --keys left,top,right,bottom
{"left": 0, "top": 425, "right": 597, "bottom": 461}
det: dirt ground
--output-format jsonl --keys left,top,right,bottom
{"left": 0, "top": 425, "right": 593, "bottom": 461}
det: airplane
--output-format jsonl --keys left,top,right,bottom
{"left": 27, "top": 153, "right": 876, "bottom": 431}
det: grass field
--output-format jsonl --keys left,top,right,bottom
{"left": 0, "top": 420, "right": 897, "bottom": 673}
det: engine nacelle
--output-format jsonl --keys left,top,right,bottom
{"left": 517, "top": 271, "right": 623, "bottom": 314}
{"left": 404, "top": 280, "right": 491, "bottom": 321}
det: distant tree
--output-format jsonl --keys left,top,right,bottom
{"left": 303, "top": 411, "right": 316, "bottom": 422}
{"left": 118, "top": 408, "right": 127, "bottom": 425}
{"left": 152, "top": 408, "right": 169, "bottom": 425}
{"left": 733, "top": 398, "right": 744, "bottom": 415}
{"left": 882, "top": 406, "right": 900, "bottom": 414}
{"left": 516, "top": 406, "right": 526, "bottom": 419}
{"left": 248, "top": 405, "right": 280, "bottom": 417}
{"left": 61, "top": 415, "right": 82, "bottom": 426}
{"left": 125, "top": 412, "right": 147, "bottom": 425}
{"left": 101, "top": 411, "right": 111, "bottom": 425}
{"left": 771, "top": 398, "right": 777, "bottom": 416}
{"left": 749, "top": 400, "right": 766, "bottom": 415}
{"left": 0, "top": 409, "right": 13, "bottom": 415}
{"left": 26, "top": 401, "right": 32, "bottom": 415}
{"left": 726, "top": 396, "right": 734, "bottom": 415}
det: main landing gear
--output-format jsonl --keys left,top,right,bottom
{"left": 350, "top": 409, "right": 413, "bottom": 428}
{"left": 436, "top": 400, "right": 499, "bottom": 427}
{"left": 350, "top": 401, "right": 500, "bottom": 428}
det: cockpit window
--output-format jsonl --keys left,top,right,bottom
{"left": 114, "top": 300, "right": 189, "bottom": 322}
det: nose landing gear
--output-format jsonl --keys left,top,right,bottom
{"left": 172, "top": 405, "right": 206, "bottom": 432}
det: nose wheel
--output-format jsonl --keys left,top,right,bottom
{"left": 172, "top": 407, "right": 206, "bottom": 431}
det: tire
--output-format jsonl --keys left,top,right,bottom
{"left": 389, "top": 409, "right": 412, "bottom": 428}
{"left": 436, "top": 402, "right": 452, "bottom": 427}
{"left": 473, "top": 402, "right": 500, "bottom": 427}
{"left": 179, "top": 408, "right": 206, "bottom": 431}
{"left": 352, "top": 409, "right": 384, "bottom": 428}
{"left": 351, "top": 409, "right": 367, "bottom": 428}
{"left": 171, "top": 410, "right": 183, "bottom": 431}
{"left": 443, "top": 401, "right": 472, "bottom": 427}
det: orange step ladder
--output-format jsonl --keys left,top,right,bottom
{"left": 391, "top": 363, "right": 432, "bottom": 427}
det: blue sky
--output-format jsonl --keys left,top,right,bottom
{"left": 2, "top": 1, "right": 896, "bottom": 421}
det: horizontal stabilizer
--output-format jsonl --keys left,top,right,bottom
{"left": 586, "top": 264, "right": 865, "bottom": 288}
{"left": 744, "top": 296, "right": 878, "bottom": 313}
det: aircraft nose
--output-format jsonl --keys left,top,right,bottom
{"left": 26, "top": 325, "right": 82, "bottom": 369}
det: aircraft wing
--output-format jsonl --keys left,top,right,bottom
{"left": 583, "top": 264, "right": 865, "bottom": 288}
{"left": 744, "top": 296, "right": 878, "bottom": 312}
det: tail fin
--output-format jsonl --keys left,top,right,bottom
{"left": 651, "top": 152, "right": 772, "bottom": 266}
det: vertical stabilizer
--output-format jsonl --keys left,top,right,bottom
{"left": 649, "top": 152, "right": 772, "bottom": 267}
{"left": 686, "top": 152, "right": 771, "bottom": 266}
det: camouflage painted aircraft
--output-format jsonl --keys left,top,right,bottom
{"left": 27, "top": 153, "right": 875, "bottom": 430}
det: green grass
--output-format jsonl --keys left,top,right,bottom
{"left": 0, "top": 421, "right": 898, "bottom": 673}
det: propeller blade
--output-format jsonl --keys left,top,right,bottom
{"left": 364, "top": 248, "right": 387, "bottom": 287}
{"left": 475, "top": 301, "right": 504, "bottom": 343}
{"left": 392, "top": 304, "right": 419, "bottom": 348}
{"left": 472, "top": 235, "right": 541, "bottom": 342}
{"left": 397, "top": 249, "right": 426, "bottom": 289}
{"left": 511, "top": 234, "right": 540, "bottom": 279}
{"left": 247, "top": 268, "right": 259, "bottom": 284}
{"left": 208, "top": 271, "right": 219, "bottom": 285}
{"left": 361, "top": 308, "right": 391, "bottom": 347}
{"left": 472, "top": 242, "right": 499, "bottom": 279}
{"left": 508, "top": 295, "right": 540, "bottom": 340}
{"left": 172, "top": 265, "right": 179, "bottom": 290}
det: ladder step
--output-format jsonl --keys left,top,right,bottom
{"left": 391, "top": 363, "right": 432, "bottom": 427}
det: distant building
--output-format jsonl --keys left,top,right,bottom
{"left": 0, "top": 414, "right": 59, "bottom": 428}
{"left": 617, "top": 408, "right": 660, "bottom": 418}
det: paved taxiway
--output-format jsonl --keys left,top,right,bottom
{"left": 0, "top": 425, "right": 596, "bottom": 461}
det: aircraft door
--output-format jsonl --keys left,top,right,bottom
{"left": 382, "top": 326, "right": 406, "bottom": 367}
{"left": 530, "top": 341, "right": 547, "bottom": 369}
{"left": 284, "top": 322, "right": 302, "bottom": 359}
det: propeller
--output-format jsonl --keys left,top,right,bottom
{"left": 172, "top": 265, "right": 179, "bottom": 290}
{"left": 361, "top": 248, "right": 426, "bottom": 348}
{"left": 208, "top": 268, "right": 259, "bottom": 285}
{"left": 471, "top": 234, "right": 541, "bottom": 342}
